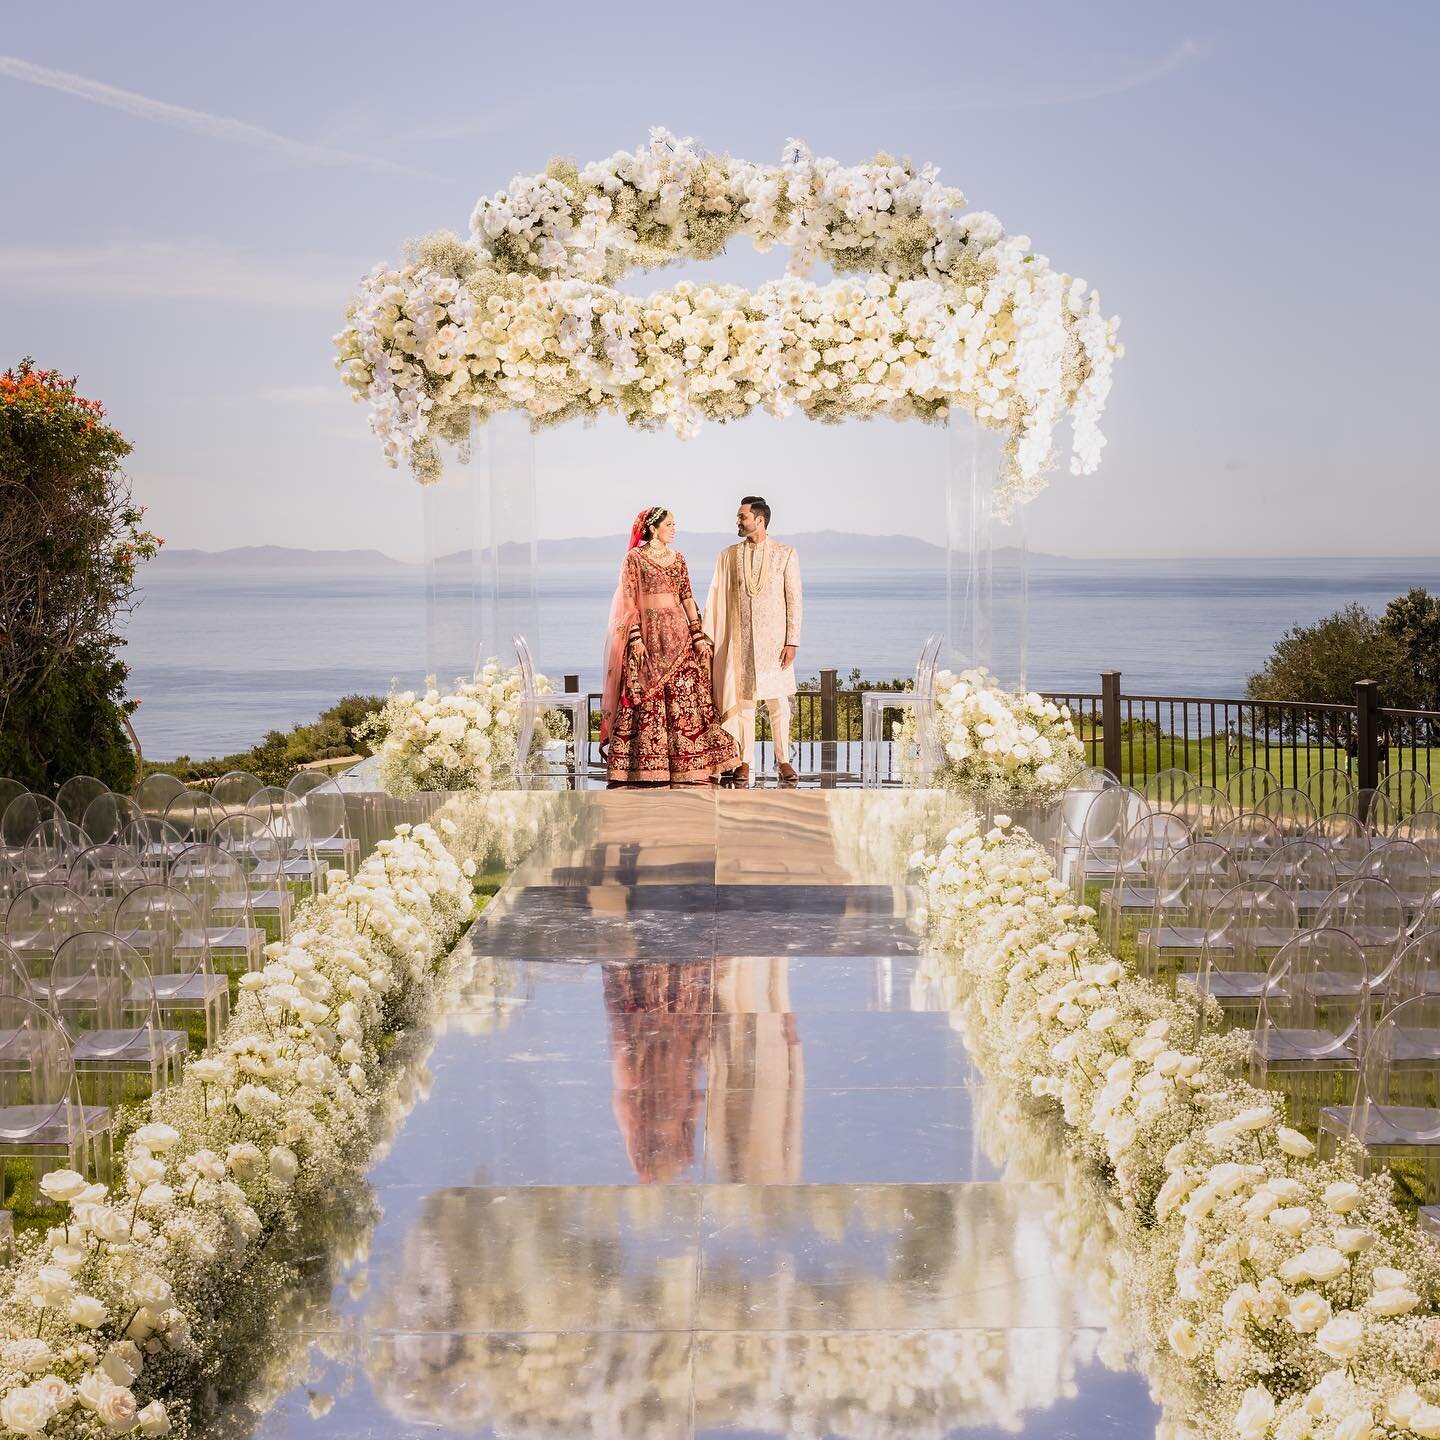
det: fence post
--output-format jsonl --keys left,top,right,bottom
{"left": 819, "top": 669, "right": 838, "bottom": 786}
{"left": 563, "top": 674, "right": 578, "bottom": 693}
{"left": 1354, "top": 679, "right": 1379, "bottom": 805}
{"left": 1101, "top": 670, "right": 1122, "bottom": 778}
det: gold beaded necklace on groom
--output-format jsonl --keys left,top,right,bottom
{"left": 742, "top": 537, "right": 768, "bottom": 598}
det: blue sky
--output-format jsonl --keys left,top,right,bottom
{"left": 2, "top": 1, "right": 1436, "bottom": 558}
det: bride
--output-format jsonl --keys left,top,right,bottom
{"left": 600, "top": 507, "right": 742, "bottom": 787}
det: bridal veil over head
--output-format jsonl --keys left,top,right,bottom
{"left": 600, "top": 507, "right": 669, "bottom": 744}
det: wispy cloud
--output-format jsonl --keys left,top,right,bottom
{"left": 0, "top": 54, "right": 436, "bottom": 178}
{"left": 0, "top": 239, "right": 362, "bottom": 307}
{"left": 868, "top": 38, "right": 1210, "bottom": 113}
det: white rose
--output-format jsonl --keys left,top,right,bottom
{"left": 97, "top": 1384, "right": 138, "bottom": 1431}
{"left": 129, "top": 1273, "right": 173, "bottom": 1311}
{"left": 138, "top": 1399, "right": 172, "bottom": 1436}
{"left": 1368, "top": 1286, "right": 1420, "bottom": 1316}
{"left": 0, "top": 1386, "right": 55, "bottom": 1437}
{"left": 1334, "top": 1413, "right": 1373, "bottom": 1440}
{"left": 77, "top": 1368, "right": 110, "bottom": 1411}
{"left": 38, "top": 1169, "right": 89, "bottom": 1204}
{"left": 269, "top": 1146, "right": 299, "bottom": 1184}
{"left": 1166, "top": 1317, "right": 1201, "bottom": 1360}
{"left": 1323, "top": 1181, "right": 1363, "bottom": 1214}
{"left": 1287, "top": 1292, "right": 1332, "bottom": 1334}
{"left": 1234, "top": 1385, "right": 1275, "bottom": 1440}
{"left": 1275, "top": 1126, "right": 1314, "bottom": 1158}
{"left": 1315, "top": 1311, "right": 1365, "bottom": 1361}
{"left": 133, "top": 1122, "right": 180, "bottom": 1153}
{"left": 1279, "top": 1246, "right": 1347, "bottom": 1284}
{"left": 1334, "top": 1227, "right": 1372, "bottom": 1255}
{"left": 69, "top": 1294, "right": 108, "bottom": 1328}
{"left": 1371, "top": 1265, "right": 1408, "bottom": 1290}
{"left": 126, "top": 1155, "right": 165, "bottom": 1187}
{"left": 102, "top": 1340, "right": 141, "bottom": 1385}
{"left": 1268, "top": 1206, "right": 1311, "bottom": 1239}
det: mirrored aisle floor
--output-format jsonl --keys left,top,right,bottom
{"left": 228, "top": 791, "right": 1161, "bottom": 1440}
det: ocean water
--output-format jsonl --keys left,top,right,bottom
{"left": 121, "top": 556, "right": 1440, "bottom": 760}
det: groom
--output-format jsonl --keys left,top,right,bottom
{"left": 704, "top": 496, "right": 803, "bottom": 787}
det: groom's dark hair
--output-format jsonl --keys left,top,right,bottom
{"left": 741, "top": 495, "right": 771, "bottom": 526}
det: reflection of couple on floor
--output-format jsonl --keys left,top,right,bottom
{"left": 600, "top": 496, "right": 803, "bottom": 788}
{"left": 603, "top": 961, "right": 803, "bottom": 1184}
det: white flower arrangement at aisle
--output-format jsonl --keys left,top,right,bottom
{"left": 0, "top": 820, "right": 480, "bottom": 1438}
{"left": 359, "top": 660, "right": 562, "bottom": 796}
{"left": 908, "top": 668, "right": 1086, "bottom": 807}
{"left": 335, "top": 129, "right": 1122, "bottom": 515}
{"left": 912, "top": 813, "right": 1440, "bottom": 1440}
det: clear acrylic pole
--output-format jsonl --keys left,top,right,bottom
{"left": 421, "top": 432, "right": 482, "bottom": 685}
{"left": 487, "top": 409, "right": 539, "bottom": 668}
{"left": 946, "top": 416, "right": 1029, "bottom": 687}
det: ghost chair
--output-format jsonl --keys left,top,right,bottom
{"left": 1225, "top": 766, "right": 1278, "bottom": 813}
{"left": 211, "top": 770, "right": 265, "bottom": 815}
{"left": 4, "top": 885, "right": 101, "bottom": 982}
{"left": 1256, "top": 839, "right": 1338, "bottom": 900}
{"left": 0, "top": 993, "right": 113, "bottom": 1196}
{"left": 81, "top": 792, "right": 143, "bottom": 847}
{"left": 861, "top": 634, "right": 943, "bottom": 789}
{"left": 1318, "top": 991, "right": 1440, "bottom": 1203}
{"left": 1257, "top": 787, "right": 1318, "bottom": 840}
{"left": 1305, "top": 767, "right": 1357, "bottom": 823}
{"left": 1182, "top": 882, "right": 1301, "bottom": 1033}
{"left": 1363, "top": 840, "right": 1436, "bottom": 928}
{"left": 49, "top": 933, "right": 186, "bottom": 1107}
{"left": 67, "top": 845, "right": 149, "bottom": 926}
{"left": 212, "top": 815, "right": 292, "bottom": 938}
{"left": 1250, "top": 928, "right": 1370, "bottom": 1129}
{"left": 170, "top": 843, "right": 265, "bottom": 974}
{"left": 54, "top": 776, "right": 110, "bottom": 828}
{"left": 1143, "top": 768, "right": 1193, "bottom": 813}
{"left": 111, "top": 885, "right": 230, "bottom": 1049}
{"left": 1068, "top": 784, "right": 1149, "bottom": 905}
{"left": 135, "top": 773, "right": 187, "bottom": 819}
{"left": 1097, "top": 812, "right": 1192, "bottom": 954}
{"left": 1314, "top": 878, "right": 1408, "bottom": 971}
{"left": 1174, "top": 784, "right": 1233, "bottom": 838}
{"left": 1135, "top": 841, "right": 1240, "bottom": 981}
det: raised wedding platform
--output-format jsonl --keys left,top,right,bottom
{"left": 233, "top": 791, "right": 1157, "bottom": 1438}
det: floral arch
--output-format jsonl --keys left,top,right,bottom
{"left": 335, "top": 129, "right": 1121, "bottom": 518}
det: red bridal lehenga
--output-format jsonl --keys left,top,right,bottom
{"left": 601, "top": 528, "right": 741, "bottom": 786}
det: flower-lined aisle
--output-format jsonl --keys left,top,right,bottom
{"left": 0, "top": 795, "right": 561, "bottom": 1439}
{"left": 914, "top": 811, "right": 1440, "bottom": 1440}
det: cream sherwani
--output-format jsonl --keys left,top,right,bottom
{"left": 704, "top": 537, "right": 803, "bottom": 770}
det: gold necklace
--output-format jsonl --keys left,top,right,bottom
{"left": 742, "top": 537, "right": 767, "bottom": 597}
{"left": 645, "top": 542, "right": 672, "bottom": 564}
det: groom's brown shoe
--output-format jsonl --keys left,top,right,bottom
{"left": 776, "top": 762, "right": 800, "bottom": 787}
{"left": 730, "top": 764, "right": 751, "bottom": 788}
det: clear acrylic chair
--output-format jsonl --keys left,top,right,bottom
{"left": 1258, "top": 839, "right": 1339, "bottom": 898}
{"left": 1314, "top": 877, "right": 1408, "bottom": 969}
{"left": 1308, "top": 811, "right": 1373, "bottom": 870}
{"left": 1379, "top": 769, "right": 1435, "bottom": 824}
{"left": 2, "top": 792, "right": 60, "bottom": 857}
{"left": 121, "top": 815, "right": 189, "bottom": 882}
{"left": 0, "top": 993, "right": 112, "bottom": 1197}
{"left": 112, "top": 885, "right": 230, "bottom": 1049}
{"left": 1225, "top": 766, "right": 1278, "bottom": 812}
{"left": 54, "top": 776, "right": 109, "bottom": 827}
{"left": 1400, "top": 810, "right": 1440, "bottom": 863}
{"left": 49, "top": 933, "right": 185, "bottom": 1106}
{"left": 1099, "top": 812, "right": 1192, "bottom": 953}
{"left": 212, "top": 815, "right": 292, "bottom": 937}
{"left": 1057, "top": 772, "right": 1119, "bottom": 876}
{"left": 1185, "top": 882, "right": 1301, "bottom": 1031}
{"left": 20, "top": 819, "right": 84, "bottom": 886}
{"left": 135, "top": 772, "right": 187, "bottom": 818}
{"left": 1069, "top": 785, "right": 1150, "bottom": 904}
{"left": 1306, "top": 766, "right": 1357, "bottom": 820}
{"left": 1318, "top": 993, "right": 1440, "bottom": 1202}
{"left": 1143, "top": 768, "right": 1193, "bottom": 812}
{"left": 1257, "top": 787, "right": 1318, "bottom": 839}
{"left": 512, "top": 634, "right": 591, "bottom": 789}
{"left": 1175, "top": 784, "right": 1233, "bottom": 836}
{"left": 861, "top": 634, "right": 943, "bottom": 789}
{"left": 1216, "top": 812, "right": 1281, "bottom": 866}
{"left": 1363, "top": 840, "right": 1436, "bottom": 927}
{"left": 67, "top": 844, "right": 148, "bottom": 926}
{"left": 164, "top": 789, "right": 222, "bottom": 846}
{"left": 244, "top": 787, "right": 321, "bottom": 894}
{"left": 80, "top": 792, "right": 143, "bottom": 847}
{"left": 0, "top": 780, "right": 24, "bottom": 829}
{"left": 170, "top": 843, "right": 265, "bottom": 973}
{"left": 1136, "top": 841, "right": 1238, "bottom": 980}
{"left": 5, "top": 884, "right": 101, "bottom": 981}
{"left": 1367, "top": 791, "right": 1401, "bottom": 837}
{"left": 212, "top": 770, "right": 265, "bottom": 813}
{"left": 1251, "top": 928, "right": 1369, "bottom": 1128}
{"left": 288, "top": 776, "right": 359, "bottom": 878}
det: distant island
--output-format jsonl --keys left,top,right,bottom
{"left": 150, "top": 533, "right": 1054, "bottom": 570}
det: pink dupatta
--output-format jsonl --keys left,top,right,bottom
{"left": 599, "top": 510, "right": 658, "bottom": 746}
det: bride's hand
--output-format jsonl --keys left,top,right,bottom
{"left": 631, "top": 637, "right": 648, "bottom": 665}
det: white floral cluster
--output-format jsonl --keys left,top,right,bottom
{"left": 914, "top": 815, "right": 1440, "bottom": 1440}
{"left": 921, "top": 668, "right": 1086, "bottom": 807}
{"left": 336, "top": 130, "right": 1121, "bottom": 514}
{"left": 0, "top": 822, "right": 478, "bottom": 1437}
{"left": 359, "top": 661, "right": 561, "bottom": 797}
